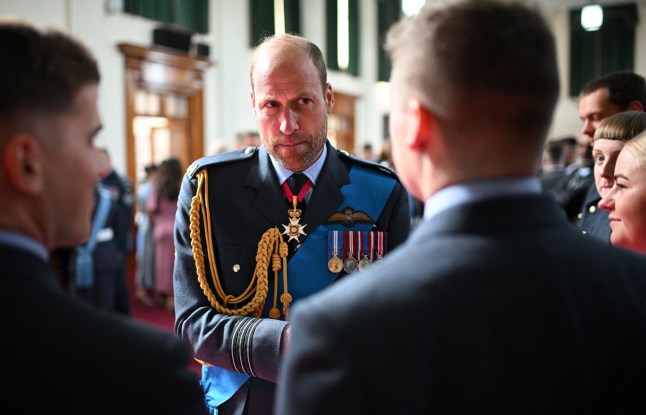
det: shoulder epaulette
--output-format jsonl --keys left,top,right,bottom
{"left": 336, "top": 148, "right": 399, "bottom": 179}
{"left": 186, "top": 146, "right": 258, "bottom": 179}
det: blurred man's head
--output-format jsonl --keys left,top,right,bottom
{"left": 579, "top": 71, "right": 646, "bottom": 139}
{"left": 385, "top": 0, "right": 558, "bottom": 200}
{"left": 0, "top": 20, "right": 107, "bottom": 249}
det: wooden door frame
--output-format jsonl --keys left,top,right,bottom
{"left": 118, "top": 43, "right": 213, "bottom": 184}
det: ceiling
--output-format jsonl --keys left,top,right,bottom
{"left": 422, "top": 0, "right": 641, "bottom": 13}
{"left": 535, "top": 0, "right": 644, "bottom": 11}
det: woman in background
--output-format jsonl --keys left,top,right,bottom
{"left": 148, "top": 158, "right": 183, "bottom": 312}
{"left": 134, "top": 163, "right": 158, "bottom": 306}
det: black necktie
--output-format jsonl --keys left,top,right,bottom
{"left": 289, "top": 173, "right": 309, "bottom": 203}
{"left": 285, "top": 173, "right": 310, "bottom": 254}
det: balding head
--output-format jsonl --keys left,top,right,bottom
{"left": 250, "top": 34, "right": 327, "bottom": 95}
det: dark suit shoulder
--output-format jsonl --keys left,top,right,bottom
{"left": 186, "top": 146, "right": 258, "bottom": 179}
{"left": 335, "top": 148, "right": 399, "bottom": 180}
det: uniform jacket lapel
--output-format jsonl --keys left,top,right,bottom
{"left": 249, "top": 146, "right": 286, "bottom": 226}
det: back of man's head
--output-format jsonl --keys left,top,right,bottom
{"left": 544, "top": 140, "right": 564, "bottom": 166}
{"left": 0, "top": 20, "right": 100, "bottom": 135}
{"left": 386, "top": 0, "right": 559, "bottom": 175}
{"left": 389, "top": 0, "right": 557, "bottom": 137}
{"left": 580, "top": 71, "right": 646, "bottom": 111}
{"left": 557, "top": 136, "right": 578, "bottom": 166}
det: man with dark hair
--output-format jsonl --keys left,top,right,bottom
{"left": 275, "top": 1, "right": 646, "bottom": 413}
{"left": 550, "top": 134, "right": 595, "bottom": 221}
{"left": 559, "top": 136, "right": 579, "bottom": 174}
{"left": 539, "top": 139, "right": 565, "bottom": 192}
{"left": 235, "top": 130, "right": 261, "bottom": 149}
{"left": 579, "top": 70, "right": 646, "bottom": 138}
{"left": 97, "top": 147, "right": 134, "bottom": 314}
{"left": 0, "top": 20, "right": 207, "bottom": 414}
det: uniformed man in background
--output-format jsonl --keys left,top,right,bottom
{"left": 100, "top": 147, "right": 135, "bottom": 314}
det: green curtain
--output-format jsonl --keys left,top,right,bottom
{"left": 285, "top": 0, "right": 301, "bottom": 35}
{"left": 326, "top": 0, "right": 339, "bottom": 71}
{"left": 124, "top": 0, "right": 209, "bottom": 34}
{"left": 177, "top": 0, "right": 209, "bottom": 34}
{"left": 569, "top": 3, "right": 638, "bottom": 96}
{"left": 326, "top": 0, "right": 360, "bottom": 76}
{"left": 249, "top": 0, "right": 301, "bottom": 47}
{"left": 250, "top": 0, "right": 275, "bottom": 47}
{"left": 377, "top": 0, "right": 401, "bottom": 82}
{"left": 347, "top": 0, "right": 359, "bottom": 76}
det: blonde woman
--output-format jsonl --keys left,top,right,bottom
{"left": 599, "top": 129, "right": 646, "bottom": 254}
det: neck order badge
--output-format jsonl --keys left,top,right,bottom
{"left": 281, "top": 174, "right": 311, "bottom": 243}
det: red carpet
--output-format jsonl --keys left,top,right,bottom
{"left": 129, "top": 294, "right": 176, "bottom": 334}
{"left": 127, "top": 269, "right": 202, "bottom": 375}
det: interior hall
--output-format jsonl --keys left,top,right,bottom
{"left": 2, "top": 0, "right": 644, "bottom": 327}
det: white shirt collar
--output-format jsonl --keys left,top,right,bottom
{"left": 423, "top": 177, "right": 541, "bottom": 221}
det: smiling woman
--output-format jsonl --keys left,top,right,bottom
{"left": 599, "top": 129, "right": 646, "bottom": 255}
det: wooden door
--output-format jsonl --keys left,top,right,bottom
{"left": 119, "top": 43, "right": 212, "bottom": 183}
{"left": 328, "top": 92, "right": 356, "bottom": 154}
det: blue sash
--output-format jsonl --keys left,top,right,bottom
{"left": 202, "top": 365, "right": 250, "bottom": 414}
{"left": 269, "top": 165, "right": 395, "bottom": 303}
{"left": 202, "top": 166, "right": 397, "bottom": 410}
{"left": 75, "top": 187, "right": 112, "bottom": 288}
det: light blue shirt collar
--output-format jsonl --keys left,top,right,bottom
{"left": 269, "top": 144, "right": 327, "bottom": 186}
{"left": 423, "top": 177, "right": 541, "bottom": 221}
{"left": 0, "top": 229, "right": 49, "bottom": 262}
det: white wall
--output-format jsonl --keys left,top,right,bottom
{"left": 1, "top": 0, "right": 161, "bottom": 173}
{"left": 1, "top": 0, "right": 645, "bottom": 170}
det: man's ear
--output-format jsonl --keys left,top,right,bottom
{"left": 407, "top": 100, "right": 435, "bottom": 151}
{"left": 2, "top": 134, "right": 44, "bottom": 195}
{"left": 325, "top": 83, "right": 335, "bottom": 114}
{"left": 627, "top": 100, "right": 645, "bottom": 112}
{"left": 250, "top": 90, "right": 257, "bottom": 115}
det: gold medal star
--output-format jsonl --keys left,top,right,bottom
{"left": 282, "top": 218, "right": 307, "bottom": 242}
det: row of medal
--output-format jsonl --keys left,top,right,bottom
{"left": 327, "top": 230, "right": 387, "bottom": 274}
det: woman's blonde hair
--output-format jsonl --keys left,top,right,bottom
{"left": 623, "top": 130, "right": 646, "bottom": 165}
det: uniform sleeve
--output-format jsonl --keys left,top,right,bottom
{"left": 173, "top": 171, "right": 289, "bottom": 383}
{"left": 377, "top": 180, "right": 411, "bottom": 253}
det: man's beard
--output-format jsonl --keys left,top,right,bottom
{"left": 268, "top": 119, "right": 327, "bottom": 171}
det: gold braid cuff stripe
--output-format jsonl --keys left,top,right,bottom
{"left": 188, "top": 170, "right": 292, "bottom": 319}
